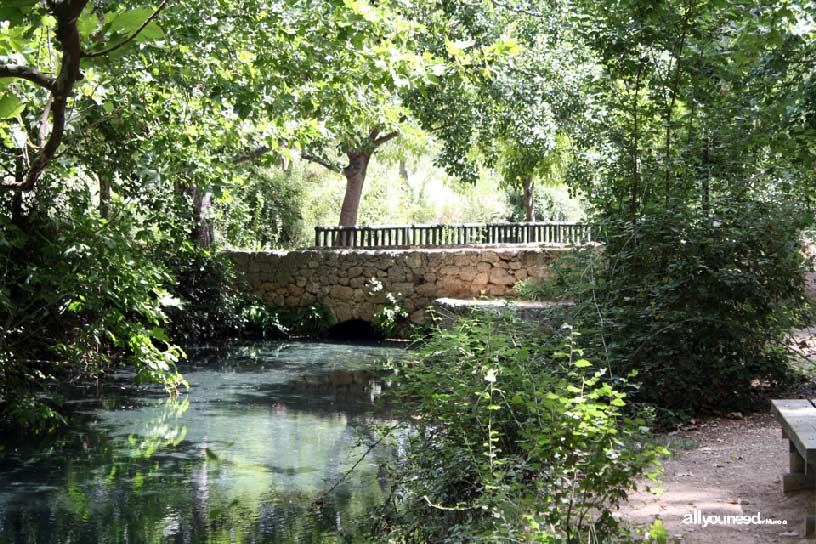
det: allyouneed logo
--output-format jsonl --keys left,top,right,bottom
{"left": 682, "top": 510, "right": 787, "bottom": 528}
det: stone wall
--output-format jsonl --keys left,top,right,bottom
{"left": 225, "top": 248, "right": 570, "bottom": 324}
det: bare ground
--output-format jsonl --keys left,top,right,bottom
{"left": 618, "top": 413, "right": 810, "bottom": 543}
{"left": 616, "top": 277, "right": 816, "bottom": 542}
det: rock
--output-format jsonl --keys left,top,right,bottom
{"left": 409, "top": 308, "right": 427, "bottom": 323}
{"left": 454, "top": 254, "right": 473, "bottom": 267}
{"left": 480, "top": 251, "right": 500, "bottom": 263}
{"left": 438, "top": 265, "right": 460, "bottom": 277}
{"left": 330, "top": 286, "right": 354, "bottom": 300}
{"left": 489, "top": 267, "right": 516, "bottom": 285}
{"left": 472, "top": 271, "right": 490, "bottom": 285}
{"left": 406, "top": 253, "right": 422, "bottom": 269}
{"left": 416, "top": 283, "right": 438, "bottom": 297}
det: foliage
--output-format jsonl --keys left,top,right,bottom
{"left": 373, "top": 315, "right": 665, "bottom": 542}
{"left": 558, "top": 203, "right": 808, "bottom": 422}
{"left": 275, "top": 303, "right": 336, "bottom": 337}
{"left": 0, "top": 187, "right": 185, "bottom": 431}
{"left": 369, "top": 279, "right": 408, "bottom": 338}
{"left": 508, "top": 184, "right": 588, "bottom": 223}
{"left": 160, "top": 245, "right": 284, "bottom": 343}
{"left": 215, "top": 167, "right": 304, "bottom": 250}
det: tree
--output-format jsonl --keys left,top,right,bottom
{"left": 404, "top": 0, "right": 592, "bottom": 220}
{"left": 0, "top": 0, "right": 169, "bottom": 192}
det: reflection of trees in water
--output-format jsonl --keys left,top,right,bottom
{"left": 0, "top": 355, "right": 398, "bottom": 543}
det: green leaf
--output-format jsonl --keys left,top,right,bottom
{"left": 134, "top": 21, "right": 165, "bottom": 43}
{"left": 574, "top": 359, "right": 592, "bottom": 368}
{"left": 149, "top": 327, "right": 170, "bottom": 343}
{"left": 0, "top": 94, "right": 24, "bottom": 119}
{"left": 108, "top": 8, "right": 153, "bottom": 36}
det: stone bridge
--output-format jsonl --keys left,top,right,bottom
{"left": 226, "top": 247, "right": 571, "bottom": 324}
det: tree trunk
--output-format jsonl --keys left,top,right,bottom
{"left": 399, "top": 159, "right": 409, "bottom": 182}
{"left": 99, "top": 176, "right": 110, "bottom": 220}
{"left": 522, "top": 176, "right": 535, "bottom": 222}
{"left": 190, "top": 182, "right": 214, "bottom": 249}
{"left": 339, "top": 152, "right": 370, "bottom": 227}
{"left": 701, "top": 138, "right": 710, "bottom": 216}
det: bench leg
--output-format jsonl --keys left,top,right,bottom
{"left": 781, "top": 441, "right": 816, "bottom": 537}
{"left": 783, "top": 441, "right": 816, "bottom": 492}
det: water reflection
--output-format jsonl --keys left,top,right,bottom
{"left": 0, "top": 341, "right": 404, "bottom": 543}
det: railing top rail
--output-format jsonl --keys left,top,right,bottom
{"left": 315, "top": 221, "right": 590, "bottom": 231}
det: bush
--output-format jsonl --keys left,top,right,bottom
{"left": 372, "top": 313, "right": 665, "bottom": 542}
{"left": 0, "top": 195, "right": 185, "bottom": 431}
{"left": 566, "top": 203, "right": 808, "bottom": 422}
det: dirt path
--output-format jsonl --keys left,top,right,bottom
{"left": 618, "top": 414, "right": 811, "bottom": 543}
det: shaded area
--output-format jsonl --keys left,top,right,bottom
{"left": 0, "top": 341, "right": 405, "bottom": 543}
{"left": 325, "top": 320, "right": 381, "bottom": 341}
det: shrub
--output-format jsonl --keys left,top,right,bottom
{"left": 565, "top": 202, "right": 808, "bottom": 422}
{"left": 0, "top": 197, "right": 185, "bottom": 431}
{"left": 373, "top": 313, "right": 665, "bottom": 542}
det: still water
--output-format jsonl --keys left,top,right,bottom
{"left": 0, "top": 341, "right": 404, "bottom": 543}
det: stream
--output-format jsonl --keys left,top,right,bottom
{"left": 0, "top": 341, "right": 405, "bottom": 543}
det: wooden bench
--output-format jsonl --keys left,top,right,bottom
{"left": 771, "top": 399, "right": 816, "bottom": 536}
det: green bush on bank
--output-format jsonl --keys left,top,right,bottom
{"left": 549, "top": 202, "right": 808, "bottom": 423}
{"left": 0, "top": 196, "right": 186, "bottom": 431}
{"left": 373, "top": 313, "right": 665, "bottom": 542}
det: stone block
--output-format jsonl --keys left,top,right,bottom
{"left": 406, "top": 253, "right": 422, "bottom": 269}
{"left": 390, "top": 282, "right": 416, "bottom": 296}
{"left": 348, "top": 266, "right": 363, "bottom": 278}
{"left": 480, "top": 251, "right": 500, "bottom": 263}
{"left": 288, "top": 285, "right": 304, "bottom": 297}
{"left": 438, "top": 265, "right": 460, "bottom": 277}
{"left": 416, "top": 283, "right": 438, "bottom": 297}
{"left": 509, "top": 261, "right": 523, "bottom": 270}
{"left": 349, "top": 277, "right": 365, "bottom": 289}
{"left": 476, "top": 261, "right": 492, "bottom": 272}
{"left": 489, "top": 267, "right": 516, "bottom": 285}
{"left": 487, "top": 285, "right": 509, "bottom": 296}
{"left": 333, "top": 303, "right": 352, "bottom": 323}
{"left": 459, "top": 269, "right": 477, "bottom": 282}
{"left": 473, "top": 271, "right": 490, "bottom": 285}
{"left": 330, "top": 285, "right": 355, "bottom": 300}
{"left": 454, "top": 254, "right": 474, "bottom": 267}
{"left": 409, "top": 308, "right": 427, "bottom": 324}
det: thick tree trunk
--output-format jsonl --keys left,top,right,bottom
{"left": 99, "top": 176, "right": 110, "bottom": 220}
{"left": 190, "top": 182, "right": 214, "bottom": 249}
{"left": 339, "top": 152, "right": 370, "bottom": 227}
{"left": 522, "top": 176, "right": 535, "bottom": 222}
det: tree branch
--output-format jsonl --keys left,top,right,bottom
{"left": 1, "top": 0, "right": 88, "bottom": 192}
{"left": 301, "top": 152, "right": 343, "bottom": 173}
{"left": 233, "top": 146, "right": 273, "bottom": 165}
{"left": 81, "top": 0, "right": 172, "bottom": 58}
{"left": 372, "top": 130, "right": 399, "bottom": 148}
{"left": 0, "top": 65, "right": 56, "bottom": 90}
